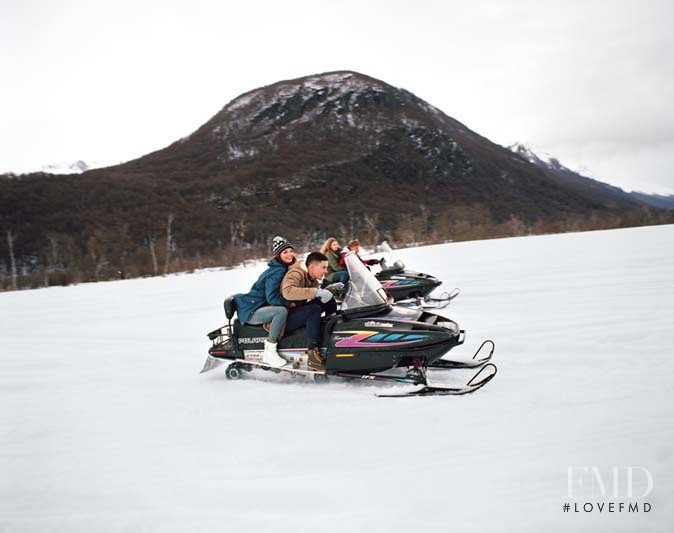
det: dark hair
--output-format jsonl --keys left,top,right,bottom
{"left": 306, "top": 251, "right": 328, "bottom": 266}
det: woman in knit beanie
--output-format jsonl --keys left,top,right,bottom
{"left": 233, "top": 236, "right": 295, "bottom": 367}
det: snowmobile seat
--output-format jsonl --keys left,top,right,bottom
{"left": 235, "top": 321, "right": 267, "bottom": 341}
{"left": 224, "top": 294, "right": 241, "bottom": 320}
{"left": 278, "top": 327, "right": 308, "bottom": 349}
{"left": 378, "top": 265, "right": 404, "bottom": 277}
{"left": 277, "top": 314, "right": 340, "bottom": 350}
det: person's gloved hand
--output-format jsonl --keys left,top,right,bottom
{"left": 325, "top": 282, "right": 345, "bottom": 293}
{"left": 315, "top": 288, "right": 334, "bottom": 303}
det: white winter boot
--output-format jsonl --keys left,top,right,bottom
{"left": 263, "top": 340, "right": 287, "bottom": 367}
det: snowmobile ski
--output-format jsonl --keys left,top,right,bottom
{"left": 376, "top": 363, "right": 497, "bottom": 397}
{"left": 397, "top": 288, "right": 460, "bottom": 310}
{"left": 429, "top": 339, "right": 494, "bottom": 369}
{"left": 425, "top": 287, "right": 460, "bottom": 305}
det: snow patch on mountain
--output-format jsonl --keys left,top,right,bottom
{"left": 509, "top": 142, "right": 559, "bottom": 167}
{"left": 507, "top": 142, "right": 601, "bottom": 178}
{"left": 2, "top": 159, "right": 116, "bottom": 175}
{"left": 219, "top": 72, "right": 393, "bottom": 135}
{"left": 226, "top": 72, "right": 381, "bottom": 115}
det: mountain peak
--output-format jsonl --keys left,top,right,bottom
{"left": 177, "top": 70, "right": 452, "bottom": 165}
{"left": 225, "top": 70, "right": 388, "bottom": 113}
{"left": 508, "top": 142, "right": 576, "bottom": 173}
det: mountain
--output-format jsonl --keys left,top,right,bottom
{"left": 1, "top": 70, "right": 672, "bottom": 289}
{"left": 508, "top": 143, "right": 674, "bottom": 211}
{"left": 118, "top": 71, "right": 643, "bottom": 223}
{"left": 627, "top": 191, "right": 674, "bottom": 210}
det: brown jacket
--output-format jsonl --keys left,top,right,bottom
{"left": 281, "top": 261, "right": 319, "bottom": 303}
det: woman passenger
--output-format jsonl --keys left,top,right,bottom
{"left": 320, "top": 237, "right": 349, "bottom": 284}
{"left": 234, "top": 236, "right": 295, "bottom": 367}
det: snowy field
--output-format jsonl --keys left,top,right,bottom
{"left": 2, "top": 225, "right": 673, "bottom": 532}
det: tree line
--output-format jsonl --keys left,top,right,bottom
{"left": 2, "top": 197, "right": 672, "bottom": 292}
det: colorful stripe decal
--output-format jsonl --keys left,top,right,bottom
{"left": 380, "top": 279, "right": 424, "bottom": 288}
{"left": 335, "top": 330, "right": 429, "bottom": 348}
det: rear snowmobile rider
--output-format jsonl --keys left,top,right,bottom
{"left": 320, "top": 237, "right": 349, "bottom": 284}
{"left": 234, "top": 236, "right": 296, "bottom": 367}
{"left": 346, "top": 239, "right": 383, "bottom": 268}
{"left": 281, "top": 251, "right": 338, "bottom": 371}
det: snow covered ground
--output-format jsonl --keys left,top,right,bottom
{"left": 2, "top": 225, "right": 673, "bottom": 532}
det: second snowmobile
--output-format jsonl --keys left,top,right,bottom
{"left": 375, "top": 242, "right": 459, "bottom": 309}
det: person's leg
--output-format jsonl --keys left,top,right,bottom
{"left": 319, "top": 297, "right": 337, "bottom": 316}
{"left": 332, "top": 271, "right": 349, "bottom": 284}
{"left": 285, "top": 304, "right": 313, "bottom": 332}
{"left": 247, "top": 306, "right": 287, "bottom": 342}
{"left": 286, "top": 304, "right": 322, "bottom": 348}
{"left": 286, "top": 302, "right": 332, "bottom": 370}
{"left": 247, "top": 306, "right": 288, "bottom": 367}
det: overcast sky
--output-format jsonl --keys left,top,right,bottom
{"left": 2, "top": 0, "right": 673, "bottom": 194}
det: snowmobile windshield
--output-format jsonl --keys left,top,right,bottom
{"left": 342, "top": 252, "right": 390, "bottom": 312}
{"left": 380, "top": 241, "right": 405, "bottom": 270}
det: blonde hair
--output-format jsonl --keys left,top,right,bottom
{"left": 320, "top": 237, "right": 338, "bottom": 255}
{"left": 347, "top": 239, "right": 360, "bottom": 250}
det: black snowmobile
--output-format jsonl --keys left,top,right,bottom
{"left": 202, "top": 253, "right": 496, "bottom": 397}
{"left": 374, "top": 242, "right": 459, "bottom": 309}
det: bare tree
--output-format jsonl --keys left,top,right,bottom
{"left": 46, "top": 235, "right": 59, "bottom": 269}
{"left": 87, "top": 236, "right": 108, "bottom": 281}
{"left": 147, "top": 236, "right": 158, "bottom": 275}
{"left": 418, "top": 203, "right": 429, "bottom": 235}
{"left": 164, "top": 214, "right": 174, "bottom": 275}
{"left": 229, "top": 219, "right": 245, "bottom": 247}
{"left": 348, "top": 214, "right": 358, "bottom": 239}
{"left": 42, "top": 235, "right": 60, "bottom": 288}
{"left": 6, "top": 229, "right": 17, "bottom": 290}
{"left": 504, "top": 214, "right": 527, "bottom": 236}
{"left": 363, "top": 213, "right": 380, "bottom": 244}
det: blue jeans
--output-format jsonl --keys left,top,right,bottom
{"left": 286, "top": 298, "right": 337, "bottom": 348}
{"left": 247, "top": 306, "right": 288, "bottom": 342}
{"left": 331, "top": 271, "right": 349, "bottom": 284}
